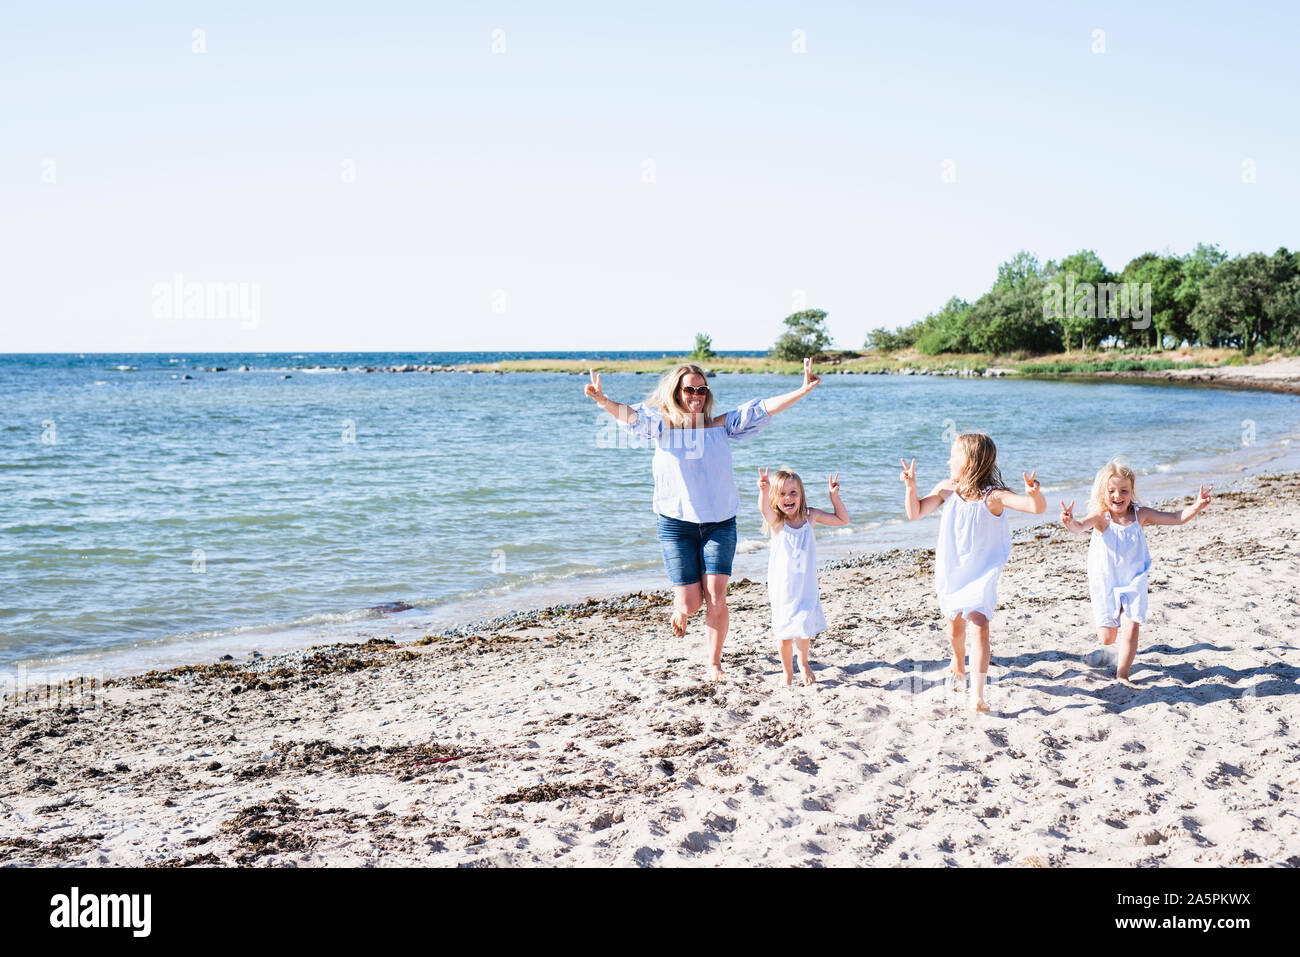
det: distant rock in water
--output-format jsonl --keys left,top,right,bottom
{"left": 370, "top": 601, "right": 414, "bottom": 615}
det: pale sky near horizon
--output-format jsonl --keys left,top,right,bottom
{"left": 2, "top": 1, "right": 1297, "bottom": 353}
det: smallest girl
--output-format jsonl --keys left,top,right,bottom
{"left": 1060, "top": 459, "right": 1212, "bottom": 684}
{"left": 758, "top": 468, "right": 849, "bottom": 686}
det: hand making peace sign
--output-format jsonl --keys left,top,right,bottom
{"left": 1059, "top": 499, "right": 1075, "bottom": 526}
{"left": 802, "top": 357, "right": 821, "bottom": 392}
{"left": 1023, "top": 471, "right": 1040, "bottom": 494}
{"left": 1194, "top": 484, "right": 1213, "bottom": 512}
{"left": 899, "top": 457, "right": 917, "bottom": 487}
{"left": 584, "top": 367, "right": 605, "bottom": 404}
{"left": 828, "top": 472, "right": 840, "bottom": 496}
{"left": 758, "top": 467, "right": 771, "bottom": 492}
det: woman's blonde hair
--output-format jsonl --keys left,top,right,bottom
{"left": 952, "top": 432, "right": 1008, "bottom": 501}
{"left": 1090, "top": 458, "right": 1138, "bottom": 519}
{"left": 647, "top": 363, "right": 714, "bottom": 428}
{"left": 763, "top": 469, "right": 807, "bottom": 534}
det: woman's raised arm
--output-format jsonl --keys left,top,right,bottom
{"left": 761, "top": 357, "right": 822, "bottom": 416}
{"left": 585, "top": 368, "right": 638, "bottom": 425}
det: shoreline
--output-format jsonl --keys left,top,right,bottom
{"left": 2, "top": 470, "right": 1297, "bottom": 866}
{"left": 113, "top": 349, "right": 1300, "bottom": 397}
{"left": 9, "top": 426, "right": 1297, "bottom": 685}
{"left": 8, "top": 385, "right": 1299, "bottom": 685}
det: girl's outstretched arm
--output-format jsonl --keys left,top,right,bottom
{"left": 812, "top": 473, "right": 850, "bottom": 527}
{"left": 1140, "top": 485, "right": 1213, "bottom": 526}
{"left": 990, "top": 471, "right": 1047, "bottom": 515}
{"left": 757, "top": 468, "right": 780, "bottom": 529}
{"left": 760, "top": 358, "right": 822, "bottom": 416}
{"left": 900, "top": 458, "right": 947, "bottom": 519}
{"left": 1059, "top": 499, "right": 1101, "bottom": 534}
{"left": 585, "top": 368, "right": 638, "bottom": 424}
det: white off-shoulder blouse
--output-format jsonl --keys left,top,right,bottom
{"left": 621, "top": 398, "right": 771, "bottom": 523}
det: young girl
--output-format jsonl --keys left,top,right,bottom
{"left": 1060, "top": 459, "right": 1212, "bottom": 684}
{"left": 757, "top": 468, "right": 849, "bottom": 686}
{"left": 900, "top": 433, "right": 1046, "bottom": 712}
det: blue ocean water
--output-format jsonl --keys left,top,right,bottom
{"left": 2, "top": 352, "right": 1298, "bottom": 677}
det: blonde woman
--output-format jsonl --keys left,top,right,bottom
{"left": 1060, "top": 460, "right": 1212, "bottom": 683}
{"left": 900, "top": 433, "right": 1046, "bottom": 711}
{"left": 586, "top": 358, "right": 821, "bottom": 681}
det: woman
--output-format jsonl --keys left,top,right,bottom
{"left": 585, "top": 358, "right": 821, "bottom": 680}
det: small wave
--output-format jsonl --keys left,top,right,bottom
{"left": 112, "top": 365, "right": 136, "bottom": 371}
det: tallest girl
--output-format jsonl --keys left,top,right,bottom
{"left": 586, "top": 358, "right": 821, "bottom": 680}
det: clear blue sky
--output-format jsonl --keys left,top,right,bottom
{"left": 2, "top": 1, "right": 1297, "bottom": 352}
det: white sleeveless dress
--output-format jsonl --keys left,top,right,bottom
{"left": 935, "top": 489, "right": 1011, "bottom": 622}
{"left": 767, "top": 519, "right": 827, "bottom": 640}
{"left": 1087, "top": 505, "right": 1151, "bottom": 628}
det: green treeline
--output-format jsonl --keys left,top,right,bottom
{"left": 866, "top": 245, "right": 1300, "bottom": 356}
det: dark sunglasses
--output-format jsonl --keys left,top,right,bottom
{"left": 680, "top": 385, "right": 710, "bottom": 396}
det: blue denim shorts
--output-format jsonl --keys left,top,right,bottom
{"left": 655, "top": 514, "right": 737, "bottom": 586}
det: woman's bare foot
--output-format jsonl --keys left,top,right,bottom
{"left": 710, "top": 664, "right": 725, "bottom": 682}
{"left": 802, "top": 667, "right": 815, "bottom": 687}
{"left": 782, "top": 674, "right": 793, "bottom": 687}
{"left": 948, "top": 664, "right": 966, "bottom": 691}
{"left": 971, "top": 698, "right": 990, "bottom": 713}
{"left": 670, "top": 609, "right": 688, "bottom": 637}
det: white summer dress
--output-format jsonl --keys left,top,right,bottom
{"left": 767, "top": 519, "right": 828, "bottom": 640}
{"left": 935, "top": 488, "right": 1012, "bottom": 622}
{"left": 1087, "top": 505, "right": 1152, "bottom": 628}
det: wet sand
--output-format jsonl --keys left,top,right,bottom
{"left": 1, "top": 473, "right": 1297, "bottom": 867}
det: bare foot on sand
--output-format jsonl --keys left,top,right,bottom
{"left": 949, "top": 665, "right": 966, "bottom": 691}
{"left": 802, "top": 669, "right": 816, "bottom": 686}
{"left": 710, "top": 664, "right": 726, "bottom": 682}
{"left": 971, "top": 698, "right": 990, "bottom": 713}
{"left": 670, "top": 610, "right": 688, "bottom": 637}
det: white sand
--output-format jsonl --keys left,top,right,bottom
{"left": 1, "top": 474, "right": 1297, "bottom": 867}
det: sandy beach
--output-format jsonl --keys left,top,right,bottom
{"left": 1094, "top": 356, "right": 1300, "bottom": 396}
{"left": 1, "top": 470, "right": 1297, "bottom": 868}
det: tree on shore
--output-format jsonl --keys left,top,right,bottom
{"left": 1043, "top": 249, "right": 1109, "bottom": 353}
{"left": 691, "top": 333, "right": 716, "bottom": 360}
{"left": 771, "top": 309, "right": 833, "bottom": 360}
{"left": 872, "top": 242, "right": 1298, "bottom": 357}
{"left": 1192, "top": 249, "right": 1300, "bottom": 354}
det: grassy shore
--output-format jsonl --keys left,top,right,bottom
{"left": 458, "top": 347, "right": 1294, "bottom": 377}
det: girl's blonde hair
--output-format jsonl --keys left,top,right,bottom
{"left": 1090, "top": 458, "right": 1138, "bottom": 519}
{"left": 952, "top": 432, "right": 1008, "bottom": 501}
{"left": 647, "top": 363, "right": 714, "bottom": 428}
{"left": 764, "top": 469, "right": 807, "bottom": 534}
